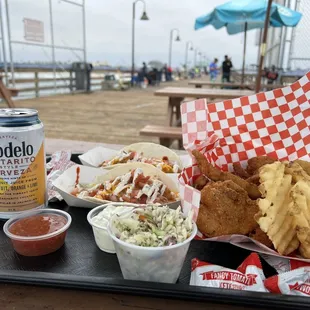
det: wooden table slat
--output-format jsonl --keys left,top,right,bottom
{"left": 188, "top": 81, "right": 285, "bottom": 90}
{"left": 154, "top": 87, "right": 253, "bottom": 99}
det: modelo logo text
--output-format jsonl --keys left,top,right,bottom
{"left": 0, "top": 142, "right": 34, "bottom": 158}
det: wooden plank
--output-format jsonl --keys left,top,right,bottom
{"left": 5, "top": 88, "right": 18, "bottom": 97}
{"left": 1, "top": 283, "right": 254, "bottom": 310}
{"left": 140, "top": 125, "right": 182, "bottom": 139}
{"left": 9, "top": 78, "right": 73, "bottom": 84}
{"left": 154, "top": 87, "right": 253, "bottom": 99}
{"left": 18, "top": 85, "right": 72, "bottom": 92}
{"left": 188, "top": 80, "right": 285, "bottom": 90}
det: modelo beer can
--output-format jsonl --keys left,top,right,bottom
{"left": 0, "top": 108, "right": 47, "bottom": 218}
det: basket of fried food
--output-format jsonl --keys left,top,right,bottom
{"left": 190, "top": 149, "right": 310, "bottom": 259}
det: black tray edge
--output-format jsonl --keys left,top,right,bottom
{"left": 0, "top": 270, "right": 306, "bottom": 310}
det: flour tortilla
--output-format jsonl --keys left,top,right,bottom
{"left": 79, "top": 162, "right": 180, "bottom": 204}
{"left": 102, "top": 142, "right": 182, "bottom": 170}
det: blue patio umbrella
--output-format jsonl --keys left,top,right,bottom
{"left": 195, "top": 0, "right": 302, "bottom": 83}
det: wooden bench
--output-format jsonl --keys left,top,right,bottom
{"left": 188, "top": 80, "right": 285, "bottom": 90}
{"left": 140, "top": 125, "right": 182, "bottom": 148}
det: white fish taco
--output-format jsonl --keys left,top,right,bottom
{"left": 71, "top": 162, "right": 179, "bottom": 205}
{"left": 99, "top": 143, "right": 182, "bottom": 173}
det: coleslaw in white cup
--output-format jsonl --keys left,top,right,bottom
{"left": 108, "top": 205, "right": 197, "bottom": 283}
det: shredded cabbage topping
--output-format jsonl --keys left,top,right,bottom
{"left": 113, "top": 205, "right": 193, "bottom": 247}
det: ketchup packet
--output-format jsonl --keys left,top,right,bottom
{"left": 190, "top": 253, "right": 267, "bottom": 292}
{"left": 260, "top": 254, "right": 290, "bottom": 274}
{"left": 46, "top": 151, "right": 75, "bottom": 201}
{"left": 265, "top": 260, "right": 310, "bottom": 296}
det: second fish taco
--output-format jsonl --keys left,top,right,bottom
{"left": 99, "top": 142, "right": 182, "bottom": 173}
{"left": 71, "top": 162, "right": 179, "bottom": 205}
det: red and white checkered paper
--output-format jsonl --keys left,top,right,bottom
{"left": 179, "top": 73, "right": 310, "bottom": 261}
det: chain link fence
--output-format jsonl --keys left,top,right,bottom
{"left": 0, "top": 0, "right": 86, "bottom": 98}
{"left": 264, "top": 0, "right": 310, "bottom": 71}
{"left": 287, "top": 0, "right": 310, "bottom": 70}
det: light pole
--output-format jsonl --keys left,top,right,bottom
{"left": 194, "top": 48, "right": 200, "bottom": 68}
{"left": 131, "top": 0, "right": 149, "bottom": 86}
{"left": 184, "top": 41, "right": 193, "bottom": 72}
{"left": 202, "top": 54, "right": 207, "bottom": 71}
{"left": 168, "top": 28, "right": 180, "bottom": 68}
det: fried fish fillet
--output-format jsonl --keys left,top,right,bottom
{"left": 249, "top": 227, "right": 273, "bottom": 248}
{"left": 246, "top": 156, "right": 276, "bottom": 175}
{"left": 193, "top": 175, "right": 209, "bottom": 191}
{"left": 197, "top": 180, "right": 259, "bottom": 237}
{"left": 192, "top": 150, "right": 261, "bottom": 199}
{"left": 233, "top": 162, "right": 250, "bottom": 179}
{"left": 246, "top": 174, "right": 260, "bottom": 185}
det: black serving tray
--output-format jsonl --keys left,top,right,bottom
{"left": 0, "top": 154, "right": 309, "bottom": 309}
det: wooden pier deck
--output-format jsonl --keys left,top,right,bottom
{"left": 3, "top": 80, "right": 191, "bottom": 147}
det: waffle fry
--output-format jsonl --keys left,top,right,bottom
{"left": 256, "top": 161, "right": 310, "bottom": 258}
{"left": 291, "top": 180, "right": 310, "bottom": 258}
{"left": 285, "top": 162, "right": 310, "bottom": 183}
{"left": 295, "top": 159, "right": 310, "bottom": 176}
{"left": 256, "top": 162, "right": 299, "bottom": 255}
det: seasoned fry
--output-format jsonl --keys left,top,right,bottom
{"left": 197, "top": 180, "right": 258, "bottom": 237}
{"left": 291, "top": 180, "right": 310, "bottom": 258}
{"left": 192, "top": 150, "right": 261, "bottom": 199}
{"left": 285, "top": 162, "right": 310, "bottom": 183}
{"left": 233, "top": 162, "right": 250, "bottom": 179}
{"left": 246, "top": 156, "right": 276, "bottom": 175}
{"left": 256, "top": 162, "right": 299, "bottom": 255}
{"left": 295, "top": 159, "right": 310, "bottom": 176}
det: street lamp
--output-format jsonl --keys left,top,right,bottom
{"left": 184, "top": 41, "right": 193, "bottom": 72}
{"left": 131, "top": 0, "right": 149, "bottom": 86}
{"left": 168, "top": 28, "right": 181, "bottom": 68}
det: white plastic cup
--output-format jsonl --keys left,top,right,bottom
{"left": 108, "top": 211, "right": 197, "bottom": 283}
{"left": 87, "top": 203, "right": 139, "bottom": 254}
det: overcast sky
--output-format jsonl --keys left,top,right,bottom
{"left": 6, "top": 0, "right": 260, "bottom": 68}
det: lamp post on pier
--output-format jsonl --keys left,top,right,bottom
{"left": 131, "top": 0, "right": 149, "bottom": 86}
{"left": 168, "top": 28, "right": 181, "bottom": 68}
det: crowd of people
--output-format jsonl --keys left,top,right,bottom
{"left": 130, "top": 55, "right": 280, "bottom": 88}
{"left": 134, "top": 63, "right": 174, "bottom": 87}
{"left": 132, "top": 55, "right": 235, "bottom": 87}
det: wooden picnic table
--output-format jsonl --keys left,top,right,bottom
{"left": 2, "top": 138, "right": 263, "bottom": 310}
{"left": 188, "top": 80, "right": 284, "bottom": 90}
{"left": 154, "top": 87, "right": 253, "bottom": 127}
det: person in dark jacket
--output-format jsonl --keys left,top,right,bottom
{"left": 222, "top": 55, "right": 233, "bottom": 83}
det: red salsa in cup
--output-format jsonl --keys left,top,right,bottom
{"left": 8, "top": 213, "right": 68, "bottom": 256}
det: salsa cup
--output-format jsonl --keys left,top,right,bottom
{"left": 107, "top": 211, "right": 197, "bottom": 283}
{"left": 3, "top": 208, "right": 71, "bottom": 256}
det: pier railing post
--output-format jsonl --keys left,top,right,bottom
{"left": 69, "top": 71, "right": 73, "bottom": 92}
{"left": 35, "top": 72, "right": 39, "bottom": 97}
